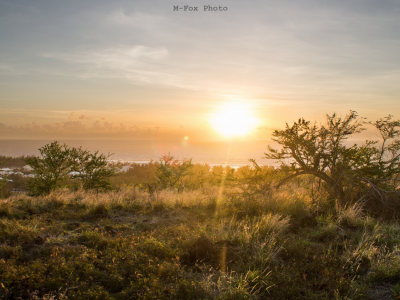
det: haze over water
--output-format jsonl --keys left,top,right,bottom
{"left": 0, "top": 139, "right": 276, "bottom": 168}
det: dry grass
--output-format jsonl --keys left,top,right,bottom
{"left": 1, "top": 186, "right": 400, "bottom": 299}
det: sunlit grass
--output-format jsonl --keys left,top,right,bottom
{"left": 1, "top": 185, "right": 400, "bottom": 299}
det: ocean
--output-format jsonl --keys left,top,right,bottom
{"left": 0, "top": 139, "right": 278, "bottom": 168}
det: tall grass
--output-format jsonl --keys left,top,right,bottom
{"left": 1, "top": 182, "right": 400, "bottom": 299}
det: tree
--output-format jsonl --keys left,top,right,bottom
{"left": 265, "top": 111, "right": 400, "bottom": 207}
{"left": 25, "top": 142, "right": 117, "bottom": 195}
{"left": 70, "top": 147, "right": 116, "bottom": 191}
{"left": 155, "top": 153, "right": 194, "bottom": 192}
{"left": 365, "top": 115, "right": 400, "bottom": 188}
{"left": 25, "top": 141, "right": 73, "bottom": 196}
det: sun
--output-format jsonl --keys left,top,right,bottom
{"left": 211, "top": 103, "right": 257, "bottom": 137}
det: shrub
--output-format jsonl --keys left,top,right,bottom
{"left": 26, "top": 142, "right": 73, "bottom": 196}
{"left": 70, "top": 147, "right": 116, "bottom": 191}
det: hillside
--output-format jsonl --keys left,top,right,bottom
{"left": 1, "top": 185, "right": 400, "bottom": 299}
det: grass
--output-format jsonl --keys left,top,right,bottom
{"left": 1, "top": 185, "right": 400, "bottom": 299}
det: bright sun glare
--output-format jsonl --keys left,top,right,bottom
{"left": 211, "top": 103, "right": 257, "bottom": 137}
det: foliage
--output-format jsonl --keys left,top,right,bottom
{"left": 155, "top": 153, "right": 194, "bottom": 192}
{"left": 25, "top": 141, "right": 117, "bottom": 195}
{"left": 364, "top": 115, "right": 400, "bottom": 188}
{"left": 111, "top": 161, "right": 158, "bottom": 188}
{"left": 25, "top": 142, "right": 73, "bottom": 196}
{"left": 184, "top": 163, "right": 212, "bottom": 189}
{"left": 265, "top": 111, "right": 400, "bottom": 207}
{"left": 209, "top": 165, "right": 236, "bottom": 186}
{"left": 70, "top": 147, "right": 116, "bottom": 191}
{"left": 236, "top": 160, "right": 276, "bottom": 198}
{"left": 6, "top": 173, "right": 28, "bottom": 193}
{"left": 0, "top": 155, "right": 34, "bottom": 168}
{"left": 1, "top": 186, "right": 400, "bottom": 299}
{"left": 0, "top": 174, "right": 11, "bottom": 199}
{"left": 4, "top": 111, "right": 400, "bottom": 298}
{"left": 0, "top": 157, "right": 11, "bottom": 199}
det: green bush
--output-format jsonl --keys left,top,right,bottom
{"left": 25, "top": 141, "right": 116, "bottom": 195}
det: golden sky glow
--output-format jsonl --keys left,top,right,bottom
{"left": 0, "top": 1, "right": 400, "bottom": 140}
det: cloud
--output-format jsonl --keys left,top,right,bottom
{"left": 0, "top": 63, "right": 26, "bottom": 75}
{"left": 2, "top": 0, "right": 400, "bottom": 109}
{"left": 68, "top": 112, "right": 76, "bottom": 120}
{"left": 0, "top": 119, "right": 225, "bottom": 140}
{"left": 0, "top": 120, "right": 158, "bottom": 138}
{"left": 68, "top": 112, "right": 91, "bottom": 120}
{"left": 42, "top": 45, "right": 172, "bottom": 84}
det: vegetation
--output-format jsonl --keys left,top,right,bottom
{"left": 26, "top": 142, "right": 117, "bottom": 196}
{"left": 0, "top": 155, "right": 34, "bottom": 168}
{"left": 266, "top": 111, "right": 400, "bottom": 209}
{"left": 0, "top": 158, "right": 11, "bottom": 199}
{"left": 155, "top": 153, "right": 194, "bottom": 192}
{"left": 70, "top": 147, "right": 116, "bottom": 192}
{"left": 25, "top": 142, "right": 74, "bottom": 196}
{"left": 1, "top": 111, "right": 400, "bottom": 299}
{"left": 1, "top": 184, "right": 400, "bottom": 299}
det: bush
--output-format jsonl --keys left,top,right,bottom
{"left": 26, "top": 142, "right": 73, "bottom": 196}
{"left": 156, "top": 153, "right": 194, "bottom": 192}
{"left": 26, "top": 141, "right": 116, "bottom": 196}
{"left": 70, "top": 147, "right": 116, "bottom": 191}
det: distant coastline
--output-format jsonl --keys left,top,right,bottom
{"left": 0, "top": 139, "right": 277, "bottom": 167}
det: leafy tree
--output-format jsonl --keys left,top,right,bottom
{"left": 156, "top": 153, "right": 194, "bottom": 192}
{"left": 25, "top": 141, "right": 73, "bottom": 196}
{"left": 265, "top": 111, "right": 400, "bottom": 207}
{"left": 25, "top": 142, "right": 117, "bottom": 195}
{"left": 70, "top": 147, "right": 116, "bottom": 191}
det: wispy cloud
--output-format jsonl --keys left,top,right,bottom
{"left": 0, "top": 63, "right": 26, "bottom": 75}
{"left": 41, "top": 45, "right": 176, "bottom": 84}
{"left": 1, "top": 0, "right": 400, "bottom": 125}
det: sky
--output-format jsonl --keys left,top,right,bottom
{"left": 0, "top": 0, "right": 400, "bottom": 140}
